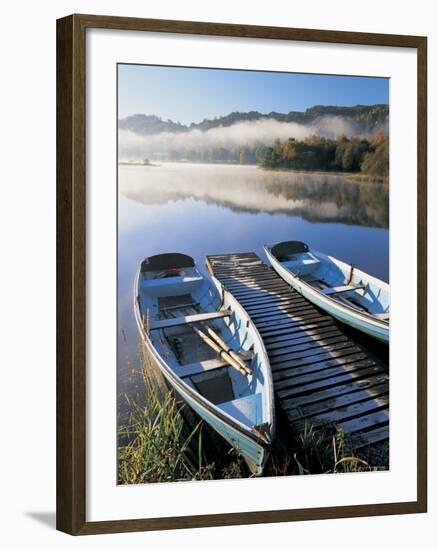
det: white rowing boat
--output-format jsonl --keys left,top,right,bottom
{"left": 134, "top": 252, "right": 275, "bottom": 475}
{"left": 264, "top": 241, "right": 389, "bottom": 343}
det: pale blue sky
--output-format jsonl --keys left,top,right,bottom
{"left": 118, "top": 64, "right": 389, "bottom": 124}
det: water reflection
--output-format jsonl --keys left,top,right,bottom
{"left": 119, "top": 163, "right": 389, "bottom": 229}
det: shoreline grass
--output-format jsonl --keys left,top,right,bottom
{"left": 118, "top": 345, "right": 387, "bottom": 484}
{"left": 259, "top": 165, "right": 388, "bottom": 184}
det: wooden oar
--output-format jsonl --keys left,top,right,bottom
{"left": 204, "top": 327, "right": 252, "bottom": 376}
{"left": 192, "top": 326, "right": 249, "bottom": 377}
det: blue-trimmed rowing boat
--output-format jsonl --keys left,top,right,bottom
{"left": 264, "top": 241, "right": 389, "bottom": 343}
{"left": 134, "top": 252, "right": 275, "bottom": 475}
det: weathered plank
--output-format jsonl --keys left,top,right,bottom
{"left": 338, "top": 408, "right": 389, "bottom": 435}
{"left": 251, "top": 306, "right": 317, "bottom": 324}
{"left": 292, "top": 394, "right": 389, "bottom": 431}
{"left": 263, "top": 322, "right": 336, "bottom": 343}
{"left": 239, "top": 291, "right": 296, "bottom": 304}
{"left": 244, "top": 297, "right": 308, "bottom": 313}
{"left": 273, "top": 357, "right": 375, "bottom": 384}
{"left": 224, "top": 279, "right": 289, "bottom": 291}
{"left": 256, "top": 311, "right": 323, "bottom": 330}
{"left": 277, "top": 365, "right": 385, "bottom": 400}
{"left": 280, "top": 373, "right": 389, "bottom": 410}
{"left": 272, "top": 346, "right": 363, "bottom": 371}
{"left": 259, "top": 313, "right": 333, "bottom": 339}
{"left": 268, "top": 334, "right": 347, "bottom": 357}
{"left": 286, "top": 382, "right": 389, "bottom": 422}
{"left": 270, "top": 341, "right": 358, "bottom": 365}
{"left": 274, "top": 361, "right": 379, "bottom": 392}
{"left": 260, "top": 317, "right": 334, "bottom": 338}
{"left": 232, "top": 288, "right": 295, "bottom": 300}
{"left": 265, "top": 328, "right": 342, "bottom": 350}
{"left": 349, "top": 425, "right": 389, "bottom": 449}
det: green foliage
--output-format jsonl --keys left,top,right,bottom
{"left": 292, "top": 424, "right": 378, "bottom": 475}
{"left": 118, "top": 390, "right": 215, "bottom": 484}
{"left": 261, "top": 133, "right": 388, "bottom": 181}
{"left": 361, "top": 132, "right": 389, "bottom": 181}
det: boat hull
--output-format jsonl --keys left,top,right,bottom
{"left": 140, "top": 332, "right": 268, "bottom": 475}
{"left": 133, "top": 263, "right": 272, "bottom": 476}
{"left": 265, "top": 247, "right": 389, "bottom": 343}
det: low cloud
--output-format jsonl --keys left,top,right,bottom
{"left": 118, "top": 116, "right": 387, "bottom": 160}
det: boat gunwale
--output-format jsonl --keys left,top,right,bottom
{"left": 208, "top": 267, "right": 276, "bottom": 444}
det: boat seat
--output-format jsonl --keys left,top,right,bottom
{"left": 322, "top": 283, "right": 365, "bottom": 296}
{"left": 218, "top": 393, "right": 262, "bottom": 428}
{"left": 175, "top": 350, "right": 253, "bottom": 378}
{"left": 150, "top": 310, "right": 231, "bottom": 330}
{"left": 374, "top": 312, "right": 390, "bottom": 321}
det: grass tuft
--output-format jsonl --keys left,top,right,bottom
{"left": 118, "top": 389, "right": 215, "bottom": 484}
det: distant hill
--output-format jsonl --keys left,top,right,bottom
{"left": 119, "top": 105, "right": 389, "bottom": 136}
{"left": 118, "top": 114, "right": 187, "bottom": 135}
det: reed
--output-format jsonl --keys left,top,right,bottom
{"left": 292, "top": 423, "right": 380, "bottom": 475}
{"left": 118, "top": 389, "right": 216, "bottom": 484}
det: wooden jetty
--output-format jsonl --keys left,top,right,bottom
{"left": 206, "top": 252, "right": 389, "bottom": 450}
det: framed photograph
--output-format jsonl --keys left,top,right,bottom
{"left": 56, "top": 14, "right": 427, "bottom": 535}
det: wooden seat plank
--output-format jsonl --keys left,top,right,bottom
{"left": 174, "top": 350, "right": 253, "bottom": 378}
{"left": 321, "top": 284, "right": 365, "bottom": 296}
{"left": 150, "top": 310, "right": 231, "bottom": 330}
{"left": 374, "top": 312, "right": 390, "bottom": 321}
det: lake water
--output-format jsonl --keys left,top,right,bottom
{"left": 117, "top": 162, "right": 389, "bottom": 407}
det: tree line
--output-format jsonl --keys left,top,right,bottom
{"left": 261, "top": 132, "right": 389, "bottom": 181}
{"left": 166, "top": 145, "right": 269, "bottom": 165}
{"left": 164, "top": 132, "right": 389, "bottom": 182}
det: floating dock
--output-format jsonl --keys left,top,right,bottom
{"left": 206, "top": 252, "right": 389, "bottom": 449}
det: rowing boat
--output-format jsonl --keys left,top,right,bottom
{"left": 134, "top": 252, "right": 275, "bottom": 475}
{"left": 264, "top": 241, "right": 389, "bottom": 343}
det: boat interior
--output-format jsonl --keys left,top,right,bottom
{"left": 269, "top": 241, "right": 390, "bottom": 320}
{"left": 138, "top": 253, "right": 268, "bottom": 431}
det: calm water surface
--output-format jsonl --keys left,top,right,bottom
{"left": 117, "top": 163, "right": 389, "bottom": 407}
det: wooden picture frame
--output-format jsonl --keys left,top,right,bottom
{"left": 56, "top": 13, "right": 427, "bottom": 535}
